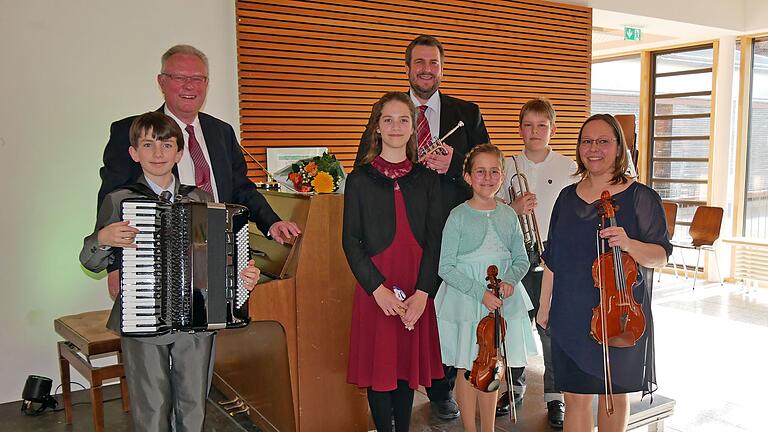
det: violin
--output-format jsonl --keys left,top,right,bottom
{"left": 589, "top": 190, "right": 646, "bottom": 415}
{"left": 590, "top": 191, "right": 646, "bottom": 348}
{"left": 466, "top": 265, "right": 506, "bottom": 393}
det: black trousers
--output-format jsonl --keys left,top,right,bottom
{"left": 426, "top": 364, "right": 456, "bottom": 402}
{"left": 509, "top": 268, "right": 559, "bottom": 396}
{"left": 368, "top": 380, "right": 414, "bottom": 432}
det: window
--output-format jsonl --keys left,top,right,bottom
{"left": 649, "top": 46, "right": 714, "bottom": 244}
{"left": 744, "top": 38, "right": 768, "bottom": 239}
{"left": 591, "top": 56, "right": 641, "bottom": 117}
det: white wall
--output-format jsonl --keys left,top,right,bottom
{"left": 0, "top": 0, "right": 238, "bottom": 404}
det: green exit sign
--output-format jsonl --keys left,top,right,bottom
{"left": 624, "top": 27, "right": 642, "bottom": 41}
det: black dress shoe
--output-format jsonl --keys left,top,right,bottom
{"left": 431, "top": 398, "right": 460, "bottom": 420}
{"left": 495, "top": 391, "right": 524, "bottom": 416}
{"left": 547, "top": 400, "right": 565, "bottom": 428}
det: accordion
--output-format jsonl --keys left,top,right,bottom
{"left": 119, "top": 198, "right": 251, "bottom": 336}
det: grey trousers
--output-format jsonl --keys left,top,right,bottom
{"left": 121, "top": 332, "right": 215, "bottom": 432}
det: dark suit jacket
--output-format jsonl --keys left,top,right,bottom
{"left": 97, "top": 106, "right": 280, "bottom": 236}
{"left": 355, "top": 92, "right": 490, "bottom": 219}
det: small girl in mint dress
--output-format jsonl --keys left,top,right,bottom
{"left": 436, "top": 143, "right": 538, "bottom": 432}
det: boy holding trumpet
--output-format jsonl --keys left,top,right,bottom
{"left": 496, "top": 97, "right": 577, "bottom": 428}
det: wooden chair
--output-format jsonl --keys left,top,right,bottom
{"left": 670, "top": 205, "right": 724, "bottom": 289}
{"left": 54, "top": 310, "right": 129, "bottom": 432}
{"left": 659, "top": 201, "right": 681, "bottom": 281}
{"left": 615, "top": 114, "right": 639, "bottom": 175}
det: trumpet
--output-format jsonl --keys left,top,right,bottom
{"left": 417, "top": 121, "right": 464, "bottom": 163}
{"left": 508, "top": 156, "right": 544, "bottom": 272}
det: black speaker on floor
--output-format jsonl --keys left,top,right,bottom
{"left": 21, "top": 375, "right": 58, "bottom": 415}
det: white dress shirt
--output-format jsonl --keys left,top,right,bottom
{"left": 145, "top": 176, "right": 176, "bottom": 202}
{"left": 410, "top": 89, "right": 441, "bottom": 139}
{"left": 165, "top": 108, "right": 220, "bottom": 202}
{"left": 498, "top": 149, "right": 578, "bottom": 240}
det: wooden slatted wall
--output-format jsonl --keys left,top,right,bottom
{"left": 236, "top": 0, "right": 591, "bottom": 179}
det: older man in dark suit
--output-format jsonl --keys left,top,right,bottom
{"left": 98, "top": 45, "right": 300, "bottom": 247}
{"left": 356, "top": 35, "right": 491, "bottom": 420}
{"left": 95, "top": 45, "right": 300, "bottom": 431}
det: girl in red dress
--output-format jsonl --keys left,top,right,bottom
{"left": 343, "top": 91, "right": 444, "bottom": 431}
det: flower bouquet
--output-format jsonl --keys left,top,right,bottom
{"left": 274, "top": 152, "right": 346, "bottom": 193}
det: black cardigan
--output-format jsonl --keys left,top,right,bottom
{"left": 342, "top": 163, "right": 443, "bottom": 297}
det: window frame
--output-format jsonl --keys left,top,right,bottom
{"left": 647, "top": 43, "right": 715, "bottom": 232}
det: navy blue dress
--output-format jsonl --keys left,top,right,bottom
{"left": 543, "top": 182, "right": 672, "bottom": 395}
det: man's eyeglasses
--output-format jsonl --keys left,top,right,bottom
{"left": 579, "top": 137, "right": 616, "bottom": 148}
{"left": 161, "top": 73, "right": 208, "bottom": 85}
{"left": 471, "top": 168, "right": 502, "bottom": 179}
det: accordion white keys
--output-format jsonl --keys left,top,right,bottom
{"left": 119, "top": 199, "right": 251, "bottom": 336}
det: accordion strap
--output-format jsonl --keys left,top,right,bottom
{"left": 177, "top": 185, "right": 197, "bottom": 200}
{"left": 121, "top": 183, "right": 159, "bottom": 199}
{"left": 120, "top": 183, "right": 197, "bottom": 202}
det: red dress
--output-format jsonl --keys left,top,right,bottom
{"left": 346, "top": 158, "right": 444, "bottom": 391}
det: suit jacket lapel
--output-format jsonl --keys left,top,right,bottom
{"left": 156, "top": 104, "right": 182, "bottom": 178}
{"left": 439, "top": 94, "right": 462, "bottom": 148}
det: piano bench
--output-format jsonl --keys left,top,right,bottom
{"left": 54, "top": 309, "right": 130, "bottom": 432}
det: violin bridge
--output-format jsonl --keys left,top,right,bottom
{"left": 619, "top": 313, "right": 628, "bottom": 332}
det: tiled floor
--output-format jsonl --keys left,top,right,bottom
{"left": 2, "top": 274, "right": 765, "bottom": 431}
{"left": 0, "top": 385, "right": 256, "bottom": 432}
{"left": 405, "top": 273, "right": 768, "bottom": 432}
{"left": 647, "top": 275, "right": 767, "bottom": 432}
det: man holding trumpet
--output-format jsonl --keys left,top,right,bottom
{"left": 356, "top": 35, "right": 490, "bottom": 420}
{"left": 357, "top": 34, "right": 490, "bottom": 222}
{"left": 496, "top": 97, "right": 577, "bottom": 428}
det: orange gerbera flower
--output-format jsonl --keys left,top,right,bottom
{"left": 311, "top": 171, "right": 335, "bottom": 193}
{"left": 305, "top": 161, "right": 318, "bottom": 177}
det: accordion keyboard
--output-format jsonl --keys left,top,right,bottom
{"left": 121, "top": 200, "right": 169, "bottom": 334}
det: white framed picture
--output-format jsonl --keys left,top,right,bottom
{"left": 266, "top": 147, "right": 328, "bottom": 174}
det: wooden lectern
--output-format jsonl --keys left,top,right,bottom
{"left": 213, "top": 191, "right": 368, "bottom": 432}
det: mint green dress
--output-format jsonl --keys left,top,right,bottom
{"left": 436, "top": 203, "right": 538, "bottom": 370}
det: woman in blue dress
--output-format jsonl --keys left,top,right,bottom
{"left": 537, "top": 114, "right": 672, "bottom": 432}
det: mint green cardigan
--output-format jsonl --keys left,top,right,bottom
{"left": 438, "top": 202, "right": 530, "bottom": 302}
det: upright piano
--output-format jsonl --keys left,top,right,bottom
{"left": 213, "top": 191, "right": 368, "bottom": 432}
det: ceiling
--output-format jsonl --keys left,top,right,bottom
{"left": 555, "top": 0, "right": 761, "bottom": 57}
{"left": 590, "top": 9, "right": 739, "bottom": 57}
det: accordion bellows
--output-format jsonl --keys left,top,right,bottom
{"left": 120, "top": 199, "right": 251, "bottom": 336}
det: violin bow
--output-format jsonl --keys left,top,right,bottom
{"left": 496, "top": 284, "right": 517, "bottom": 423}
{"left": 596, "top": 204, "right": 615, "bottom": 415}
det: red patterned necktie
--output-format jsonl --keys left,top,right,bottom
{"left": 417, "top": 105, "right": 432, "bottom": 160}
{"left": 185, "top": 125, "right": 213, "bottom": 194}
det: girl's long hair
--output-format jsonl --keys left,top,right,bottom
{"left": 358, "top": 92, "right": 418, "bottom": 166}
